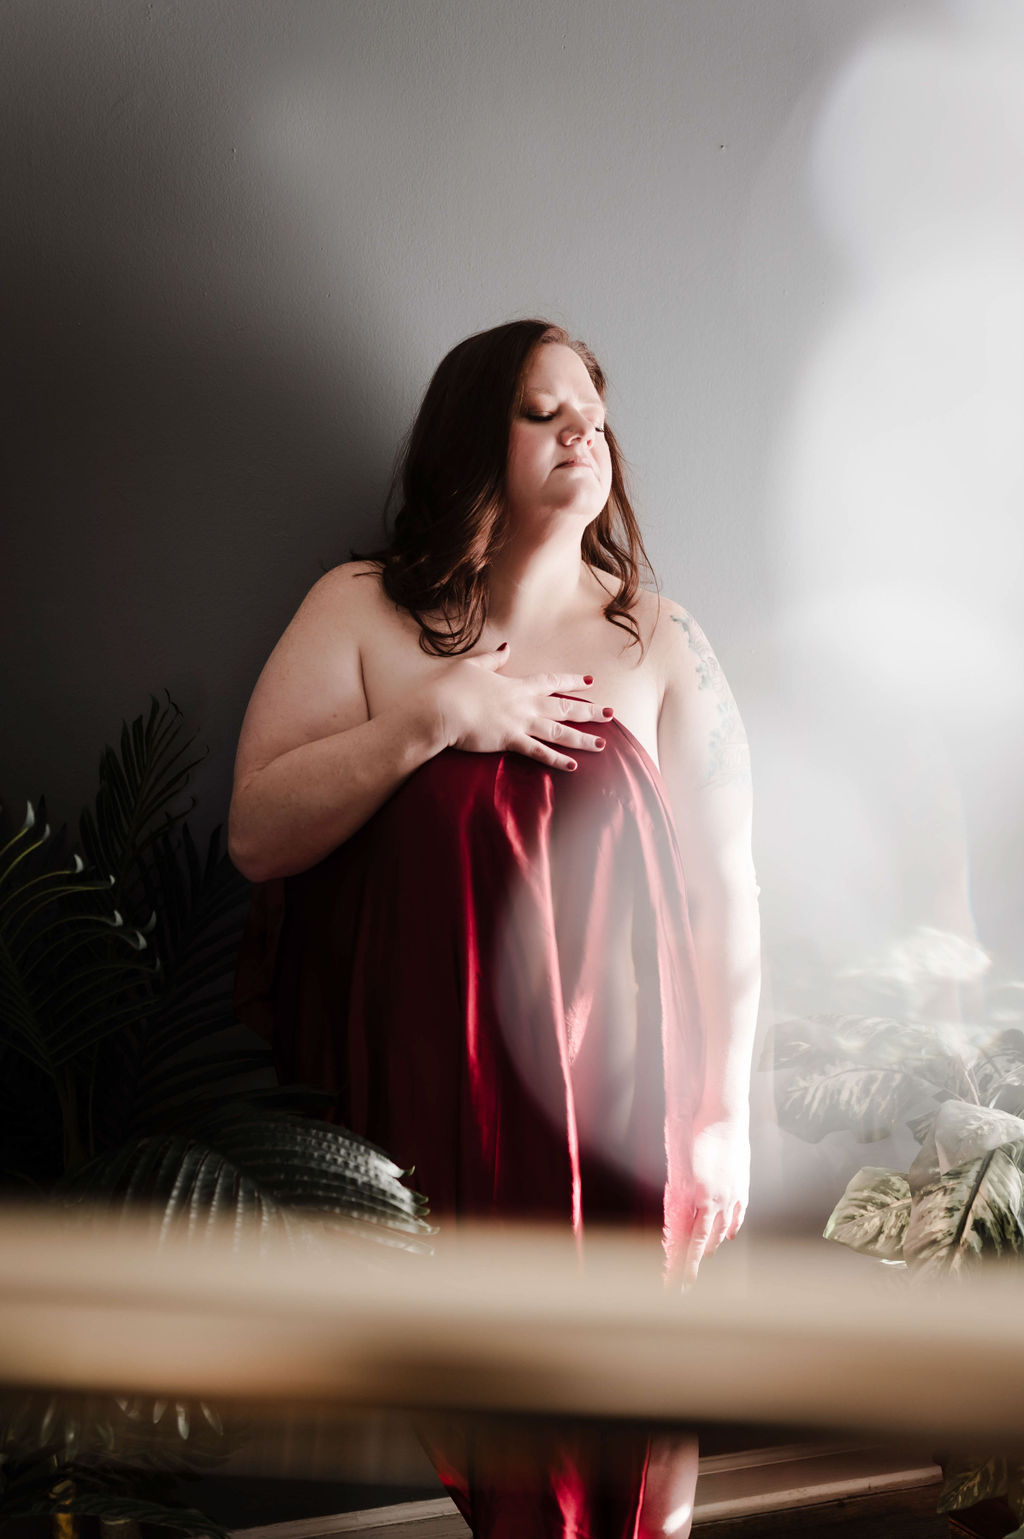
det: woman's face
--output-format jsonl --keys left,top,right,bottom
{"left": 505, "top": 343, "right": 613, "bottom": 524}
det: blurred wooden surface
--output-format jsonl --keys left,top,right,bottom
{"left": 1, "top": 1208, "right": 1022, "bottom": 1443}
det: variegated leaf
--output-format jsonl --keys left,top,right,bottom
{"left": 933, "top": 1100, "right": 1024, "bottom": 1175}
{"left": 777, "top": 1064, "right": 929, "bottom": 1143}
{"left": 904, "top": 1141, "right": 1024, "bottom": 1276}
{"left": 763, "top": 1014, "right": 939, "bottom": 1074}
{"left": 974, "top": 1030, "right": 1024, "bottom": 1106}
{"left": 992, "top": 1086, "right": 1024, "bottom": 1119}
{"left": 937, "top": 1452, "right": 1009, "bottom": 1513}
{"left": 824, "top": 1167, "right": 910, "bottom": 1260}
{"left": 907, "top": 1107, "right": 940, "bottom": 1145}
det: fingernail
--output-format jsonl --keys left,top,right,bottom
{"left": 567, "top": 761, "right": 577, "bottom": 771}
{"left": 594, "top": 738, "right": 606, "bottom": 749}
{"left": 602, "top": 707, "right": 614, "bottom": 718}
{"left": 497, "top": 641, "right": 509, "bottom": 651}
{"left": 583, "top": 674, "right": 594, "bottom": 686}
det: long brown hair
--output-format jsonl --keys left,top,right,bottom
{"left": 354, "top": 319, "right": 656, "bottom": 655}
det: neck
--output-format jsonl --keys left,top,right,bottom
{"left": 485, "top": 523, "right": 592, "bottom": 637}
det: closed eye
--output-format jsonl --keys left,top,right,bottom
{"left": 524, "top": 411, "right": 607, "bottom": 432}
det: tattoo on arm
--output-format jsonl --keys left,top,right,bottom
{"left": 671, "top": 614, "right": 752, "bottom": 790}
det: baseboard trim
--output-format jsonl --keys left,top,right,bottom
{"left": 229, "top": 1444, "right": 942, "bottom": 1539}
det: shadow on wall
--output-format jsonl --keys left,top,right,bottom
{"left": 1, "top": 1, "right": 401, "bottom": 836}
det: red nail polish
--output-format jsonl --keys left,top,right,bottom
{"left": 567, "top": 761, "right": 578, "bottom": 771}
{"left": 583, "top": 675, "right": 594, "bottom": 686}
{"left": 602, "top": 707, "right": 614, "bottom": 718}
{"left": 594, "top": 738, "right": 606, "bottom": 749}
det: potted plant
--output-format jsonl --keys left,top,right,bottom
{"left": 0, "top": 696, "right": 433, "bottom": 1537}
{"left": 762, "top": 927, "right": 1024, "bottom": 1537}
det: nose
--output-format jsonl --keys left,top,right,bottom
{"left": 559, "top": 411, "right": 594, "bottom": 446}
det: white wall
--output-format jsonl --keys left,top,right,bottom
{"left": 5, "top": 0, "right": 1024, "bottom": 1222}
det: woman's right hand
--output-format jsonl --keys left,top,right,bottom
{"left": 430, "top": 642, "right": 613, "bottom": 771}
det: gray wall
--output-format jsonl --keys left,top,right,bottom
{"left": 2, "top": 0, "right": 901, "bottom": 808}
{"left": 5, "top": 0, "right": 1024, "bottom": 1221}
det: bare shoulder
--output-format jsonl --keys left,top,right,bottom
{"left": 637, "top": 592, "right": 713, "bottom": 697}
{"left": 299, "top": 559, "right": 387, "bottom": 630}
{"left": 654, "top": 595, "right": 752, "bottom": 792}
{"left": 233, "top": 561, "right": 382, "bottom": 783}
{"left": 652, "top": 595, "right": 725, "bottom": 691}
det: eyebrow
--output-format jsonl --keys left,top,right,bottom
{"left": 525, "top": 390, "right": 605, "bottom": 410}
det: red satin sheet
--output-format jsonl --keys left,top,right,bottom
{"left": 235, "top": 711, "right": 705, "bottom": 1538}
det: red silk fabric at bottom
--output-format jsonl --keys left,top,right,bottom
{"left": 235, "top": 712, "right": 705, "bottom": 1539}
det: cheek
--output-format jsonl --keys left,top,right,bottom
{"left": 505, "top": 427, "right": 533, "bottom": 476}
{"left": 597, "top": 443, "right": 614, "bottom": 494}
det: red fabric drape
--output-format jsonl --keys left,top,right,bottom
{"left": 235, "top": 711, "right": 705, "bottom": 1537}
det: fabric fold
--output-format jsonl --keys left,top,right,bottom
{"left": 234, "top": 711, "right": 704, "bottom": 1536}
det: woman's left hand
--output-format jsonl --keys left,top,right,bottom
{"left": 666, "top": 1116, "right": 751, "bottom": 1288}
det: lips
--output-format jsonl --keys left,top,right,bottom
{"left": 557, "top": 457, "right": 592, "bottom": 469}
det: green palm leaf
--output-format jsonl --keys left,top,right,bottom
{"left": 100, "top": 819, "right": 254, "bottom": 1141}
{"left": 0, "top": 805, "right": 152, "bottom": 1083}
{"left": 182, "top": 1106, "right": 432, "bottom": 1231}
{"left": 0, "top": 1390, "right": 237, "bottom": 1474}
{"left": 61, "top": 1136, "right": 286, "bottom": 1238}
{"left": 60, "top": 1109, "right": 433, "bottom": 1247}
{"left": 14, "top": 1490, "right": 229, "bottom": 1538}
{"left": 79, "top": 696, "right": 206, "bottom": 902}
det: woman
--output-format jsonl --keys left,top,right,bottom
{"left": 230, "top": 320, "right": 761, "bottom": 1539}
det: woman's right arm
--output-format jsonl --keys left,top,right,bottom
{"left": 228, "top": 567, "right": 442, "bottom": 882}
{"left": 228, "top": 566, "right": 607, "bottom": 882}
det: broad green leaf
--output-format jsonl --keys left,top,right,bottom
{"left": 974, "top": 1030, "right": 1024, "bottom": 1106}
{"left": 759, "top": 1018, "right": 825, "bottom": 1070}
{"left": 824, "top": 1166, "right": 911, "bottom": 1259}
{"left": 904, "top": 1141, "right": 1024, "bottom": 1276}
{"left": 1009, "top": 1462, "right": 1024, "bottom": 1524}
{"left": 761, "top": 1014, "right": 933, "bottom": 1073}
{"left": 938, "top": 1452, "right": 1009, "bottom": 1512}
{"left": 992, "top": 1087, "right": 1024, "bottom": 1119}
{"left": 907, "top": 1107, "right": 940, "bottom": 1145}
{"left": 933, "top": 1100, "right": 1024, "bottom": 1174}
{"left": 777, "top": 1063, "right": 931, "bottom": 1143}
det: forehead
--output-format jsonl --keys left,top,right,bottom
{"left": 521, "top": 343, "right": 602, "bottom": 402}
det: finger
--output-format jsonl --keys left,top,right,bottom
{"left": 548, "top": 697, "right": 616, "bottom": 725}
{"left": 510, "top": 735, "right": 578, "bottom": 773}
{"left": 726, "top": 1202, "right": 746, "bottom": 1242}
{"left": 682, "top": 1206, "right": 715, "bottom": 1286}
{"left": 533, "top": 671, "right": 597, "bottom": 696}
{"left": 703, "top": 1208, "right": 728, "bottom": 1259}
{"left": 535, "top": 720, "right": 607, "bottom": 753}
{"left": 476, "top": 642, "right": 511, "bottom": 669}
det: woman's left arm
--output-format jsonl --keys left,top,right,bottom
{"left": 656, "top": 601, "right": 762, "bottom": 1285}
